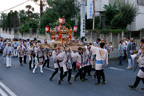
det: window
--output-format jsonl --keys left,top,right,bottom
{"left": 137, "top": 0, "right": 144, "bottom": 5}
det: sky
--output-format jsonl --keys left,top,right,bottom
{"left": 0, "top": 0, "right": 41, "bottom": 13}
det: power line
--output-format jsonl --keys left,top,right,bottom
{"left": 0, "top": 0, "right": 30, "bottom": 13}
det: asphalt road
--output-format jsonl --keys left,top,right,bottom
{"left": 0, "top": 55, "right": 144, "bottom": 96}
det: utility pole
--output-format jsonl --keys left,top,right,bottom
{"left": 93, "top": 0, "right": 95, "bottom": 29}
{"left": 40, "top": 0, "right": 43, "bottom": 16}
{"left": 80, "top": 0, "right": 85, "bottom": 38}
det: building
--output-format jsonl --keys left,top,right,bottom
{"left": 76, "top": 0, "right": 144, "bottom": 31}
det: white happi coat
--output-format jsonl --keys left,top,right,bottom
{"left": 34, "top": 47, "right": 39, "bottom": 57}
{"left": 56, "top": 51, "right": 72, "bottom": 72}
{"left": 87, "top": 50, "right": 93, "bottom": 66}
{"left": 36, "top": 47, "right": 44, "bottom": 63}
{"left": 52, "top": 50, "right": 63, "bottom": 68}
{"left": 137, "top": 54, "right": 144, "bottom": 78}
{"left": 23, "top": 44, "right": 28, "bottom": 56}
{"left": 3, "top": 46, "right": 13, "bottom": 67}
{"left": 71, "top": 51, "right": 84, "bottom": 69}
{"left": 17, "top": 46, "right": 25, "bottom": 57}
{"left": 83, "top": 46, "right": 90, "bottom": 67}
{"left": 90, "top": 46, "right": 108, "bottom": 70}
{"left": 28, "top": 47, "right": 34, "bottom": 61}
{"left": 43, "top": 48, "right": 50, "bottom": 60}
{"left": 12, "top": 41, "right": 18, "bottom": 56}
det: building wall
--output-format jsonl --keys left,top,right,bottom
{"left": 135, "top": 5, "right": 144, "bottom": 30}
{"left": 95, "top": 0, "right": 109, "bottom": 12}
{"left": 124, "top": 0, "right": 144, "bottom": 31}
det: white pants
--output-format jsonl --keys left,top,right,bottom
{"left": 128, "top": 59, "right": 134, "bottom": 68}
{"left": 6, "top": 56, "right": 11, "bottom": 67}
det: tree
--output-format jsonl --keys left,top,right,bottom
{"left": 103, "top": 4, "right": 119, "bottom": 28}
{"left": 110, "top": 1, "right": 138, "bottom": 29}
{"left": 1, "top": 13, "right": 7, "bottom": 29}
{"left": 47, "top": 0, "right": 79, "bottom": 20}
{"left": 25, "top": 5, "right": 35, "bottom": 18}
{"left": 19, "top": 8, "right": 39, "bottom": 34}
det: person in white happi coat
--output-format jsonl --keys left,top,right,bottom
{"left": 17, "top": 43, "right": 25, "bottom": 66}
{"left": 126, "top": 38, "right": 136, "bottom": 69}
{"left": 71, "top": 47, "right": 84, "bottom": 81}
{"left": 23, "top": 40, "right": 28, "bottom": 64}
{"left": 129, "top": 45, "right": 144, "bottom": 90}
{"left": 43, "top": 48, "right": 50, "bottom": 68}
{"left": 87, "top": 44, "right": 93, "bottom": 76}
{"left": 3, "top": 43, "right": 13, "bottom": 68}
{"left": 72, "top": 51, "right": 77, "bottom": 72}
{"left": 32, "top": 43, "right": 44, "bottom": 73}
{"left": 90, "top": 43, "right": 108, "bottom": 85}
{"left": 28, "top": 43, "right": 34, "bottom": 70}
{"left": 11, "top": 39, "right": 18, "bottom": 57}
{"left": 57, "top": 47, "right": 73, "bottom": 85}
{"left": 49, "top": 44, "right": 63, "bottom": 81}
{"left": 43, "top": 39, "right": 50, "bottom": 68}
{"left": 82, "top": 46, "right": 89, "bottom": 80}
{"left": 26, "top": 39, "right": 30, "bottom": 48}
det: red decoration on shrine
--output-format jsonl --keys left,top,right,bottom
{"left": 45, "top": 27, "right": 50, "bottom": 33}
{"left": 58, "top": 34, "right": 62, "bottom": 39}
{"left": 73, "top": 26, "right": 77, "bottom": 32}
{"left": 51, "top": 35, "right": 54, "bottom": 40}
{"left": 69, "top": 35, "right": 72, "bottom": 39}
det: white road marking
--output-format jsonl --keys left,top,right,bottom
{"left": 0, "top": 81, "right": 17, "bottom": 96}
{"left": 0, "top": 88, "right": 8, "bottom": 96}
{"left": 44, "top": 67, "right": 75, "bottom": 77}
{"left": 109, "top": 67, "right": 124, "bottom": 71}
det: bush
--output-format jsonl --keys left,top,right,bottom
{"left": 90, "top": 29, "right": 128, "bottom": 34}
{"left": 110, "top": 1, "right": 138, "bottom": 29}
{"left": 19, "top": 23, "right": 30, "bottom": 34}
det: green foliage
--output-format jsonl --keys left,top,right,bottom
{"left": 19, "top": 23, "right": 30, "bottom": 34}
{"left": 139, "top": 28, "right": 144, "bottom": 31}
{"left": 18, "top": 7, "right": 39, "bottom": 34}
{"left": 103, "top": 1, "right": 138, "bottom": 29}
{"left": 90, "top": 29, "right": 128, "bottom": 34}
{"left": 1, "top": 10, "right": 19, "bottom": 30}
{"left": 86, "top": 15, "right": 100, "bottom": 30}
{"left": 1, "top": 13, "right": 7, "bottom": 29}
{"left": 103, "top": 4, "right": 119, "bottom": 28}
{"left": 110, "top": 1, "right": 138, "bottom": 29}
{"left": 47, "top": 0, "right": 79, "bottom": 20}
{"left": 39, "top": 9, "right": 58, "bottom": 34}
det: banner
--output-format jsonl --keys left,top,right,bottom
{"left": 87, "top": 0, "right": 93, "bottom": 19}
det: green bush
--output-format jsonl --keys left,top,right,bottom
{"left": 110, "top": 1, "right": 138, "bottom": 29}
{"left": 90, "top": 29, "right": 128, "bottom": 34}
{"left": 19, "top": 23, "right": 30, "bottom": 34}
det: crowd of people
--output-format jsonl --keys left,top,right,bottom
{"left": 118, "top": 37, "right": 141, "bottom": 69}
{"left": 0, "top": 37, "right": 144, "bottom": 90}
